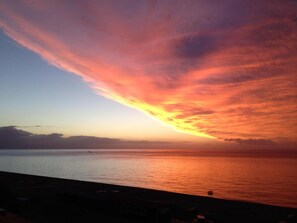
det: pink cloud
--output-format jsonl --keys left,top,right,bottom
{"left": 1, "top": 0, "right": 297, "bottom": 141}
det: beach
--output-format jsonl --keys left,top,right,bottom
{"left": 0, "top": 171, "right": 296, "bottom": 223}
{"left": 1, "top": 149, "right": 296, "bottom": 208}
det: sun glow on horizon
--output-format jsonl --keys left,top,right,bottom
{"left": 106, "top": 93, "right": 215, "bottom": 139}
{"left": 1, "top": 0, "right": 296, "bottom": 143}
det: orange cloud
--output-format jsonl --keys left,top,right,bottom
{"left": 1, "top": 0, "right": 296, "bottom": 142}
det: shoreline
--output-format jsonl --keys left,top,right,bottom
{"left": 0, "top": 169, "right": 294, "bottom": 209}
{"left": 0, "top": 171, "right": 296, "bottom": 222}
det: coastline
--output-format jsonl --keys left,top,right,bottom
{"left": 0, "top": 171, "right": 296, "bottom": 223}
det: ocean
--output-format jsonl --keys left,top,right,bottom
{"left": 0, "top": 149, "right": 296, "bottom": 208}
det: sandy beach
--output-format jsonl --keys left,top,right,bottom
{"left": 0, "top": 171, "right": 296, "bottom": 223}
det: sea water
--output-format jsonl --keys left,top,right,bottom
{"left": 0, "top": 149, "right": 296, "bottom": 208}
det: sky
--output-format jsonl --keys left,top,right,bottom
{"left": 0, "top": 0, "right": 297, "bottom": 149}
{"left": 0, "top": 30, "right": 199, "bottom": 142}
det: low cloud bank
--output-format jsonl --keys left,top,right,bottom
{"left": 224, "top": 138, "right": 276, "bottom": 145}
{"left": 0, "top": 126, "right": 171, "bottom": 149}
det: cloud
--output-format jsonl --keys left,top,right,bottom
{"left": 224, "top": 138, "right": 276, "bottom": 146}
{"left": 13, "top": 125, "right": 46, "bottom": 128}
{"left": 0, "top": 126, "right": 32, "bottom": 149}
{"left": 0, "top": 0, "right": 297, "bottom": 142}
{"left": 0, "top": 126, "right": 173, "bottom": 149}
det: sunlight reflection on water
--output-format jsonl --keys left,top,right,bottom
{"left": 0, "top": 149, "right": 296, "bottom": 208}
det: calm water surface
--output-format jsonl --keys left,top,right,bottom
{"left": 0, "top": 149, "right": 296, "bottom": 208}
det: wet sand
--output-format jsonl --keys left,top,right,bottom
{"left": 0, "top": 171, "right": 296, "bottom": 223}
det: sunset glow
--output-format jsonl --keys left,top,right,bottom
{"left": 1, "top": 0, "right": 297, "bottom": 143}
